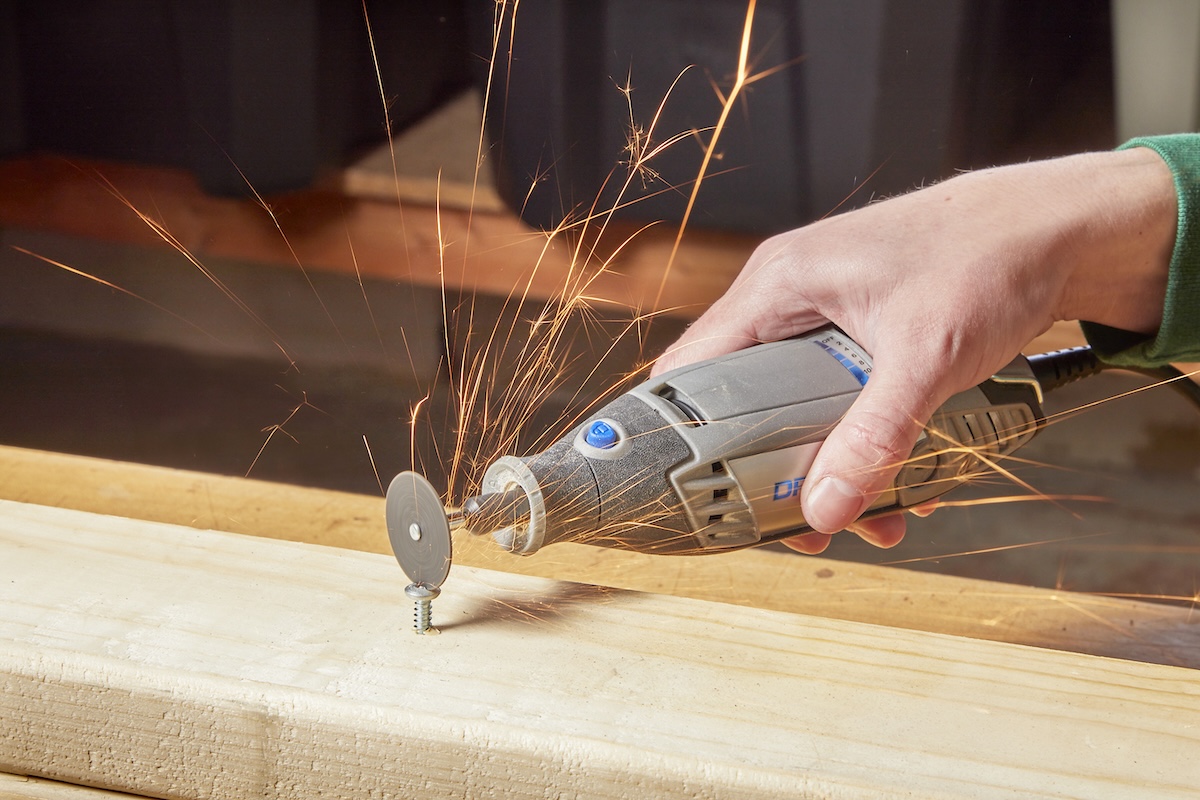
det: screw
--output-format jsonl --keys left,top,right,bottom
{"left": 405, "top": 583, "right": 440, "bottom": 635}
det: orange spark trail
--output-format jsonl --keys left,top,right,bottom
{"left": 11, "top": 246, "right": 219, "bottom": 345}
{"left": 360, "top": 0, "right": 413, "bottom": 277}
{"left": 880, "top": 532, "right": 1109, "bottom": 567}
{"left": 654, "top": 0, "right": 757, "bottom": 310}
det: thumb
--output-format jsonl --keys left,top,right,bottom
{"left": 800, "top": 365, "right": 941, "bottom": 533}
{"left": 651, "top": 305, "right": 763, "bottom": 377}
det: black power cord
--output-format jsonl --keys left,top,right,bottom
{"left": 1028, "top": 346, "right": 1200, "bottom": 411}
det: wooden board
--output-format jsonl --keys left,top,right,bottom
{"left": 4, "top": 444, "right": 1200, "bottom": 671}
{"left": 0, "top": 773, "right": 147, "bottom": 800}
{"left": 336, "top": 89, "right": 507, "bottom": 214}
{"left": 2, "top": 499, "right": 1199, "bottom": 799}
{"left": 0, "top": 154, "right": 757, "bottom": 317}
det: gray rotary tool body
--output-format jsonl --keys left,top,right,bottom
{"left": 459, "top": 326, "right": 1045, "bottom": 556}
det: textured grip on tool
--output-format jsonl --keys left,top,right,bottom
{"left": 1028, "top": 346, "right": 1103, "bottom": 392}
{"left": 517, "top": 439, "right": 603, "bottom": 548}
{"left": 583, "top": 394, "right": 694, "bottom": 551}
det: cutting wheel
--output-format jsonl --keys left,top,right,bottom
{"left": 386, "top": 471, "right": 452, "bottom": 587}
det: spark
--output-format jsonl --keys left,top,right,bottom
{"left": 82, "top": 172, "right": 299, "bottom": 368}
{"left": 363, "top": 435, "right": 385, "bottom": 497}
{"left": 923, "top": 493, "right": 1111, "bottom": 511}
{"left": 12, "top": 246, "right": 218, "bottom": 344}
{"left": 345, "top": 226, "right": 389, "bottom": 363}
{"left": 879, "top": 532, "right": 1110, "bottom": 567}
{"left": 246, "top": 392, "right": 325, "bottom": 477}
{"left": 360, "top": 0, "right": 413, "bottom": 277}
{"left": 409, "top": 394, "right": 430, "bottom": 487}
{"left": 655, "top": 0, "right": 758, "bottom": 310}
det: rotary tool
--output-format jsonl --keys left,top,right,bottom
{"left": 387, "top": 325, "right": 1140, "bottom": 614}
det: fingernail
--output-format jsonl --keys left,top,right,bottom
{"left": 782, "top": 532, "right": 833, "bottom": 555}
{"left": 806, "top": 477, "right": 868, "bottom": 533}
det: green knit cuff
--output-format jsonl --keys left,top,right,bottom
{"left": 1080, "top": 134, "right": 1200, "bottom": 366}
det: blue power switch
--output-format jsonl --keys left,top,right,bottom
{"left": 584, "top": 420, "right": 619, "bottom": 449}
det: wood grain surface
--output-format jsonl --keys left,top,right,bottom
{"left": 3, "top": 499, "right": 1199, "bottom": 799}
{"left": 0, "top": 773, "right": 148, "bottom": 800}
{"left": 3, "top": 444, "right": 1200, "bottom": 672}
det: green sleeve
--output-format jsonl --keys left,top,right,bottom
{"left": 1079, "top": 134, "right": 1200, "bottom": 366}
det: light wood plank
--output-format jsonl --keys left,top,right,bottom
{"left": 2, "top": 500, "right": 1199, "bottom": 799}
{"left": 0, "top": 773, "right": 149, "bottom": 800}
{"left": 3, "top": 445, "right": 1199, "bottom": 670}
{"left": 336, "top": 89, "right": 507, "bottom": 214}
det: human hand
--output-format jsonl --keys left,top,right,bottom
{"left": 653, "top": 149, "right": 1174, "bottom": 553}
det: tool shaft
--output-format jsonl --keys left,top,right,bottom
{"left": 460, "top": 489, "right": 531, "bottom": 535}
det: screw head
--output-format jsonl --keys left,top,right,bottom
{"left": 408, "top": 522, "right": 422, "bottom": 541}
{"left": 405, "top": 583, "right": 440, "bottom": 600}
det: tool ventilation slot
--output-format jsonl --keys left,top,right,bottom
{"left": 678, "top": 467, "right": 756, "bottom": 545}
{"left": 988, "top": 406, "right": 1039, "bottom": 451}
{"left": 942, "top": 406, "right": 1037, "bottom": 457}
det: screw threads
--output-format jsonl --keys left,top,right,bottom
{"left": 413, "top": 597, "right": 433, "bottom": 634}
{"left": 405, "top": 583, "right": 440, "bottom": 635}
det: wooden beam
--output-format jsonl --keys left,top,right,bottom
{"left": 0, "top": 155, "right": 757, "bottom": 317}
{"left": 0, "top": 773, "right": 149, "bottom": 800}
{"left": 3, "top": 499, "right": 1199, "bottom": 799}
{"left": 334, "top": 90, "right": 507, "bottom": 215}
{"left": 3, "top": 444, "right": 1199, "bottom": 670}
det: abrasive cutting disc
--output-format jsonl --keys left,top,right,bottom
{"left": 386, "top": 471, "right": 452, "bottom": 587}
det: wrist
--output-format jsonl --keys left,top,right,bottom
{"left": 1055, "top": 148, "right": 1175, "bottom": 334}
